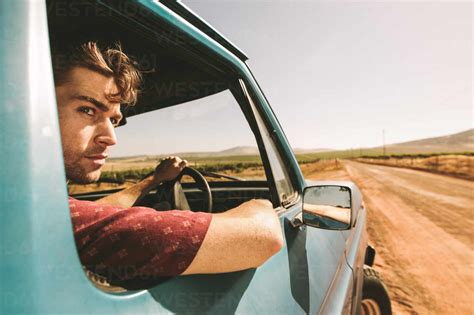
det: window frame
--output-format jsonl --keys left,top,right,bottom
{"left": 228, "top": 82, "right": 281, "bottom": 208}
{"left": 230, "top": 79, "right": 300, "bottom": 209}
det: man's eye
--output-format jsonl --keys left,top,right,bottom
{"left": 110, "top": 118, "right": 119, "bottom": 126}
{"left": 79, "top": 107, "right": 95, "bottom": 116}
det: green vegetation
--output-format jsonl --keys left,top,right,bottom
{"left": 357, "top": 151, "right": 474, "bottom": 159}
{"left": 101, "top": 150, "right": 473, "bottom": 183}
{"left": 99, "top": 161, "right": 264, "bottom": 183}
{"left": 100, "top": 168, "right": 154, "bottom": 183}
{"left": 195, "top": 162, "right": 262, "bottom": 173}
{"left": 296, "top": 150, "right": 474, "bottom": 161}
{"left": 295, "top": 148, "right": 393, "bottom": 161}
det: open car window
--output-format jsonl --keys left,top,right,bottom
{"left": 48, "top": 0, "right": 282, "bottom": 293}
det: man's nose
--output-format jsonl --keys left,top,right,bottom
{"left": 95, "top": 120, "right": 117, "bottom": 147}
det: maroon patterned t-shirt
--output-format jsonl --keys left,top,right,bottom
{"left": 69, "top": 198, "right": 212, "bottom": 289}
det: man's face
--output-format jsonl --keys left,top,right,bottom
{"left": 56, "top": 67, "right": 123, "bottom": 184}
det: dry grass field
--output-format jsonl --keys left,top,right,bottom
{"left": 299, "top": 159, "right": 345, "bottom": 178}
{"left": 356, "top": 154, "right": 474, "bottom": 180}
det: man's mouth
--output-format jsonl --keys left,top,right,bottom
{"left": 85, "top": 154, "right": 108, "bottom": 166}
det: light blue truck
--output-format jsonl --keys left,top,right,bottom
{"left": 0, "top": 0, "right": 391, "bottom": 314}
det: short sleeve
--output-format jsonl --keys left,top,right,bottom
{"left": 69, "top": 198, "right": 212, "bottom": 289}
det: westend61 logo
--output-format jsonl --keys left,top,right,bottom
{"left": 52, "top": 52, "right": 158, "bottom": 74}
{"left": 153, "top": 81, "right": 229, "bottom": 99}
{"left": 46, "top": 1, "right": 153, "bottom": 18}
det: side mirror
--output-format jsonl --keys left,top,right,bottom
{"left": 302, "top": 185, "right": 353, "bottom": 230}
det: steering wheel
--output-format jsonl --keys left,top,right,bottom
{"left": 155, "top": 167, "right": 213, "bottom": 212}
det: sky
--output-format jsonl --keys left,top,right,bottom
{"left": 112, "top": 0, "right": 472, "bottom": 156}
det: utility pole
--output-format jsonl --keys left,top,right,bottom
{"left": 383, "top": 129, "right": 386, "bottom": 156}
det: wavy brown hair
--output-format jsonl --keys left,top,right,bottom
{"left": 52, "top": 41, "right": 141, "bottom": 106}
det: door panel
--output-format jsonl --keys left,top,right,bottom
{"left": 284, "top": 204, "right": 350, "bottom": 314}
{"left": 141, "top": 203, "right": 349, "bottom": 314}
{"left": 341, "top": 206, "right": 368, "bottom": 314}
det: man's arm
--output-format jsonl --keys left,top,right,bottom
{"left": 182, "top": 199, "right": 284, "bottom": 275}
{"left": 93, "top": 157, "right": 284, "bottom": 276}
{"left": 303, "top": 204, "right": 351, "bottom": 224}
{"left": 96, "top": 156, "right": 187, "bottom": 208}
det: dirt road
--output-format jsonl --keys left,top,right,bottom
{"left": 306, "top": 161, "right": 473, "bottom": 314}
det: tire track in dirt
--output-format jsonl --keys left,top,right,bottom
{"left": 341, "top": 161, "right": 473, "bottom": 314}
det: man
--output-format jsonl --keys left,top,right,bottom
{"left": 54, "top": 41, "right": 283, "bottom": 289}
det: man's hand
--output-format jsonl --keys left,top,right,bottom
{"left": 152, "top": 156, "right": 188, "bottom": 184}
{"left": 97, "top": 156, "right": 188, "bottom": 208}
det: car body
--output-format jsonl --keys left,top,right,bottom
{"left": 0, "top": 0, "right": 387, "bottom": 314}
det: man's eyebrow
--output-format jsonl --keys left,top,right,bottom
{"left": 74, "top": 95, "right": 123, "bottom": 121}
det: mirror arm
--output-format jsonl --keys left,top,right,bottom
{"left": 290, "top": 212, "right": 304, "bottom": 228}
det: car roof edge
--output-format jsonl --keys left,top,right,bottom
{"left": 159, "top": 0, "right": 249, "bottom": 62}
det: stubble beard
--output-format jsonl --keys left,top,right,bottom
{"left": 64, "top": 152, "right": 102, "bottom": 184}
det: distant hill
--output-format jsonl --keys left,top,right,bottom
{"left": 215, "top": 146, "right": 260, "bottom": 156}
{"left": 110, "top": 129, "right": 473, "bottom": 162}
{"left": 161, "top": 146, "right": 260, "bottom": 158}
{"left": 178, "top": 129, "right": 474, "bottom": 157}
{"left": 110, "top": 146, "right": 261, "bottom": 161}
{"left": 293, "top": 148, "right": 334, "bottom": 154}
{"left": 174, "top": 146, "right": 335, "bottom": 157}
{"left": 384, "top": 129, "right": 474, "bottom": 154}
{"left": 280, "top": 129, "right": 474, "bottom": 161}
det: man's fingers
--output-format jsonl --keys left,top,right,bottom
{"left": 159, "top": 156, "right": 187, "bottom": 170}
